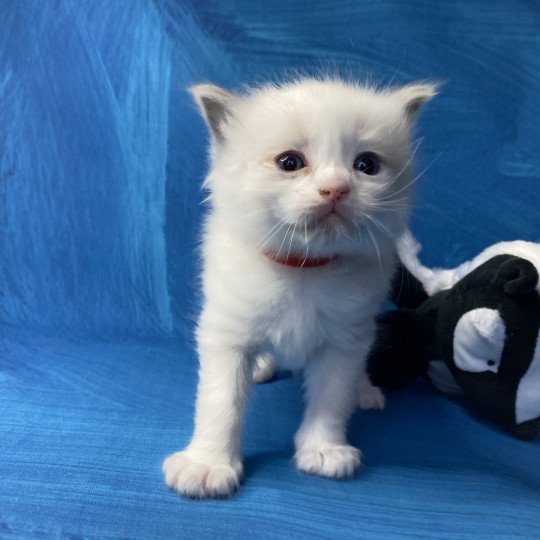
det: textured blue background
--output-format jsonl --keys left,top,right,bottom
{"left": 1, "top": 0, "right": 539, "bottom": 538}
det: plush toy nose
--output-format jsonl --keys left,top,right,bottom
{"left": 318, "top": 181, "right": 350, "bottom": 202}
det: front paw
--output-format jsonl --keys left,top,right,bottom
{"left": 162, "top": 451, "right": 242, "bottom": 499}
{"left": 252, "top": 352, "right": 276, "bottom": 383}
{"left": 295, "top": 444, "right": 361, "bottom": 478}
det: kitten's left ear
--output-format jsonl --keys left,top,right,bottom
{"left": 395, "top": 83, "right": 439, "bottom": 121}
{"left": 190, "top": 83, "right": 236, "bottom": 144}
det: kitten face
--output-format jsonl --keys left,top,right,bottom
{"left": 193, "top": 79, "right": 436, "bottom": 258}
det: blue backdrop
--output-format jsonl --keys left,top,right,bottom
{"left": 1, "top": 1, "right": 539, "bottom": 538}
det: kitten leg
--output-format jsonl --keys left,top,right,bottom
{"left": 252, "top": 352, "right": 276, "bottom": 383}
{"left": 163, "top": 339, "right": 251, "bottom": 498}
{"left": 295, "top": 345, "right": 367, "bottom": 479}
{"left": 357, "top": 373, "right": 386, "bottom": 410}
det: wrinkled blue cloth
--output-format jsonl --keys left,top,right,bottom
{"left": 1, "top": 1, "right": 539, "bottom": 538}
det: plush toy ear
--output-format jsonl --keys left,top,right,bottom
{"left": 190, "top": 84, "right": 236, "bottom": 144}
{"left": 492, "top": 256, "right": 538, "bottom": 296}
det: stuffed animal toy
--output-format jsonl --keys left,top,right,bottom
{"left": 368, "top": 232, "right": 540, "bottom": 440}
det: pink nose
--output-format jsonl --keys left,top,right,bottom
{"left": 318, "top": 183, "right": 350, "bottom": 202}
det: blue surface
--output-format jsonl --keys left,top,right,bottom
{"left": 1, "top": 0, "right": 539, "bottom": 538}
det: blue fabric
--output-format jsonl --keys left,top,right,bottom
{"left": 1, "top": 0, "right": 539, "bottom": 538}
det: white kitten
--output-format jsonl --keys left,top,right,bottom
{"left": 163, "top": 78, "right": 436, "bottom": 498}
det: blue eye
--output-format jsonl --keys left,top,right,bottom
{"left": 276, "top": 152, "right": 306, "bottom": 172}
{"left": 353, "top": 153, "right": 380, "bottom": 175}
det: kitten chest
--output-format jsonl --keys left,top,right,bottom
{"left": 257, "top": 269, "right": 370, "bottom": 370}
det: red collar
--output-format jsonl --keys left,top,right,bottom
{"left": 263, "top": 250, "right": 338, "bottom": 268}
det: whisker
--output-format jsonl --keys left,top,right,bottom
{"left": 341, "top": 224, "right": 356, "bottom": 243}
{"left": 378, "top": 151, "right": 443, "bottom": 202}
{"left": 370, "top": 197, "right": 411, "bottom": 208}
{"left": 275, "top": 221, "right": 294, "bottom": 261}
{"left": 255, "top": 218, "right": 287, "bottom": 249}
{"left": 258, "top": 219, "right": 289, "bottom": 254}
{"left": 302, "top": 221, "right": 309, "bottom": 266}
{"left": 351, "top": 216, "right": 364, "bottom": 245}
{"left": 285, "top": 220, "right": 298, "bottom": 264}
{"left": 376, "top": 138, "right": 423, "bottom": 194}
{"left": 385, "top": 50, "right": 407, "bottom": 89}
{"left": 373, "top": 201, "right": 421, "bottom": 212}
{"left": 366, "top": 224, "right": 383, "bottom": 272}
{"left": 361, "top": 212, "right": 396, "bottom": 240}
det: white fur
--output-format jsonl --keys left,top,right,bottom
{"left": 251, "top": 353, "right": 276, "bottom": 383}
{"left": 398, "top": 230, "right": 540, "bottom": 295}
{"left": 453, "top": 308, "right": 506, "bottom": 373}
{"left": 516, "top": 329, "right": 540, "bottom": 423}
{"left": 357, "top": 373, "right": 387, "bottom": 410}
{"left": 163, "top": 78, "right": 436, "bottom": 498}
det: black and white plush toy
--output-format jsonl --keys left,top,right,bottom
{"left": 368, "top": 232, "right": 540, "bottom": 440}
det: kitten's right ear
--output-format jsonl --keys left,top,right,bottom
{"left": 189, "top": 84, "right": 235, "bottom": 144}
{"left": 395, "top": 82, "right": 439, "bottom": 121}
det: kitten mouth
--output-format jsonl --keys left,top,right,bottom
{"left": 306, "top": 207, "right": 347, "bottom": 230}
{"left": 322, "top": 210, "right": 341, "bottom": 221}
